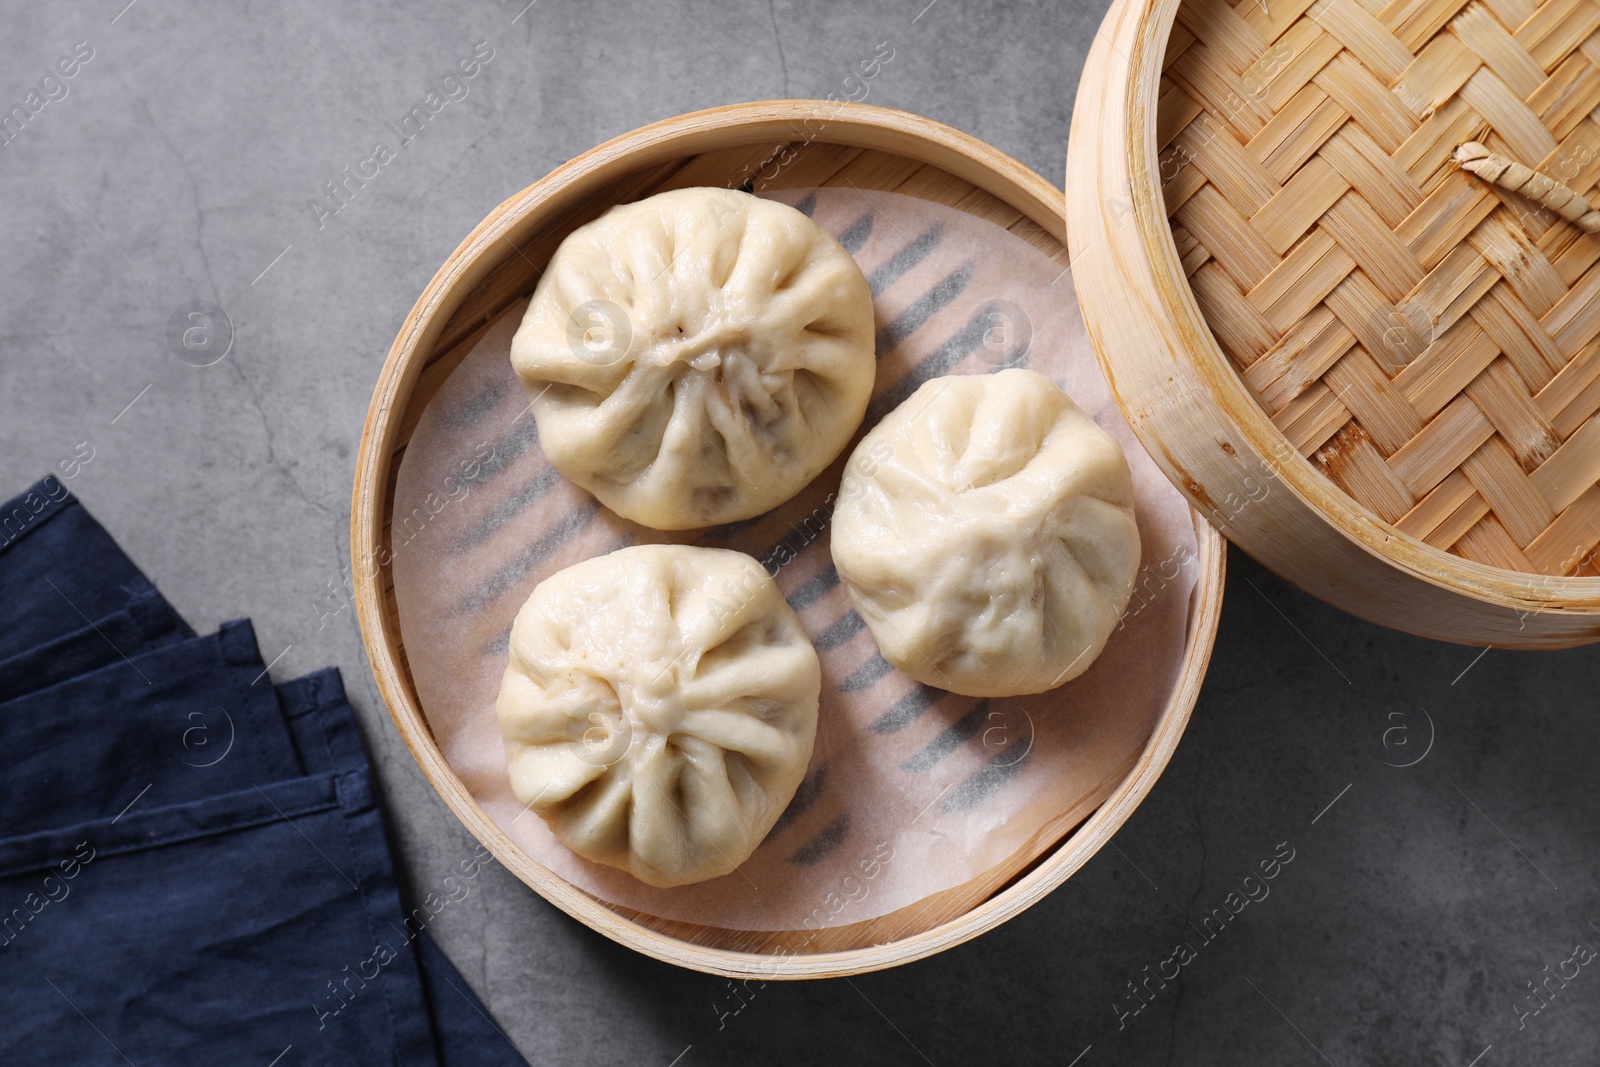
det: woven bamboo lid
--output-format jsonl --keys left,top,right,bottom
{"left": 1068, "top": 0, "right": 1600, "bottom": 646}
{"left": 1164, "top": 0, "right": 1600, "bottom": 576}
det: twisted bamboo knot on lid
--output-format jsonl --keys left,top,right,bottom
{"left": 1454, "top": 140, "right": 1600, "bottom": 231}
{"left": 1158, "top": 0, "right": 1600, "bottom": 576}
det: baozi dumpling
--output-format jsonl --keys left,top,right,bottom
{"left": 495, "top": 544, "right": 820, "bottom": 887}
{"left": 830, "top": 369, "right": 1140, "bottom": 698}
{"left": 510, "top": 187, "right": 875, "bottom": 530}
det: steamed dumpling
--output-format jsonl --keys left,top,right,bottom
{"left": 831, "top": 369, "right": 1140, "bottom": 698}
{"left": 510, "top": 187, "right": 875, "bottom": 530}
{"left": 495, "top": 544, "right": 820, "bottom": 887}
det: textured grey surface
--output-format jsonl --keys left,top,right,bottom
{"left": 4, "top": 0, "right": 1599, "bottom": 1064}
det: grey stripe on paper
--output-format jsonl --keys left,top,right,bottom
{"left": 770, "top": 764, "right": 827, "bottom": 835}
{"left": 869, "top": 684, "right": 943, "bottom": 734}
{"left": 867, "top": 302, "right": 1004, "bottom": 422}
{"left": 836, "top": 211, "right": 874, "bottom": 255}
{"left": 813, "top": 610, "right": 865, "bottom": 651}
{"left": 474, "top": 414, "right": 541, "bottom": 484}
{"left": 784, "top": 564, "right": 840, "bottom": 612}
{"left": 874, "top": 262, "right": 972, "bottom": 359}
{"left": 454, "top": 499, "right": 599, "bottom": 616}
{"left": 839, "top": 653, "right": 893, "bottom": 693}
{"left": 941, "top": 745, "right": 1032, "bottom": 815}
{"left": 901, "top": 701, "right": 989, "bottom": 774}
{"left": 787, "top": 812, "right": 850, "bottom": 866}
{"left": 454, "top": 465, "right": 562, "bottom": 553}
{"left": 445, "top": 376, "right": 512, "bottom": 430}
{"left": 867, "top": 225, "right": 942, "bottom": 297}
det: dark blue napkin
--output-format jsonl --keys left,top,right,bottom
{"left": 0, "top": 479, "right": 528, "bottom": 1065}
{"left": 276, "top": 669, "right": 528, "bottom": 1066}
{"left": 0, "top": 585, "right": 191, "bottom": 701}
{"left": 0, "top": 477, "right": 183, "bottom": 660}
{"left": 0, "top": 771, "right": 438, "bottom": 1063}
{"left": 0, "top": 619, "right": 303, "bottom": 838}
{"left": 0, "top": 660, "right": 521, "bottom": 1065}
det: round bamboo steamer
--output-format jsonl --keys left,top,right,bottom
{"left": 1069, "top": 0, "right": 1600, "bottom": 646}
{"left": 351, "top": 101, "right": 1225, "bottom": 978}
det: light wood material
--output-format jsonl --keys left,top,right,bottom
{"left": 352, "top": 102, "right": 1225, "bottom": 978}
{"left": 1069, "top": 0, "right": 1600, "bottom": 646}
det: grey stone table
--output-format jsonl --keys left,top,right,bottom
{"left": 4, "top": 1, "right": 1597, "bottom": 1063}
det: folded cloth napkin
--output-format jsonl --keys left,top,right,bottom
{"left": 0, "top": 585, "right": 191, "bottom": 701}
{"left": 0, "top": 477, "right": 182, "bottom": 660}
{"left": 275, "top": 669, "right": 526, "bottom": 1066}
{"left": 0, "top": 757, "right": 439, "bottom": 1062}
{"left": 0, "top": 619, "right": 304, "bottom": 838}
{"left": 0, "top": 479, "right": 527, "bottom": 1065}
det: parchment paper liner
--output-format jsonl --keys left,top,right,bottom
{"left": 391, "top": 187, "right": 1199, "bottom": 932}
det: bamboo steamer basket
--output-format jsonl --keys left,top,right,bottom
{"left": 351, "top": 102, "right": 1224, "bottom": 978}
{"left": 1069, "top": 0, "right": 1600, "bottom": 646}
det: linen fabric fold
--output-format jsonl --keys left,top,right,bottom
{"left": 0, "top": 476, "right": 182, "bottom": 660}
{"left": 0, "top": 619, "right": 303, "bottom": 838}
{"left": 0, "top": 586, "right": 191, "bottom": 701}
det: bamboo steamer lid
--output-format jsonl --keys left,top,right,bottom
{"left": 1068, "top": 0, "right": 1600, "bottom": 647}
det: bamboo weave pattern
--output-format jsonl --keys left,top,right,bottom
{"left": 1158, "top": 0, "right": 1600, "bottom": 575}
